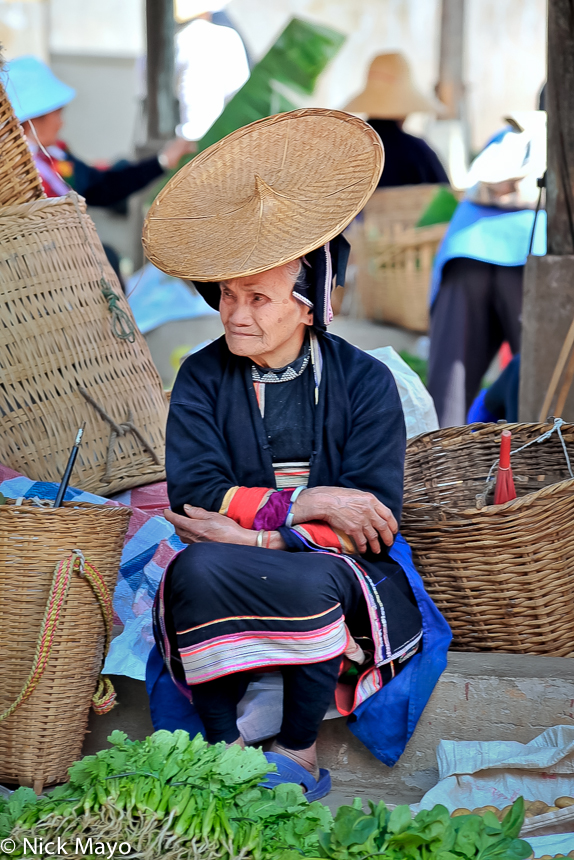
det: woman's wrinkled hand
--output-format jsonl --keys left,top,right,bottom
{"left": 164, "top": 505, "right": 253, "bottom": 546}
{"left": 292, "top": 487, "right": 398, "bottom": 554}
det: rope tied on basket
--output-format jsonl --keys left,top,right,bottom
{"left": 99, "top": 277, "right": 136, "bottom": 343}
{"left": 69, "top": 191, "right": 136, "bottom": 343}
{"left": 477, "top": 418, "right": 574, "bottom": 507}
{"left": 0, "top": 549, "right": 116, "bottom": 722}
{"left": 78, "top": 385, "right": 161, "bottom": 482}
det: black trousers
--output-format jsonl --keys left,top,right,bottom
{"left": 161, "top": 542, "right": 421, "bottom": 750}
{"left": 427, "top": 258, "right": 523, "bottom": 427}
{"left": 190, "top": 658, "right": 341, "bottom": 748}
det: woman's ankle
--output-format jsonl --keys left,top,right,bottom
{"left": 271, "top": 740, "right": 319, "bottom": 780}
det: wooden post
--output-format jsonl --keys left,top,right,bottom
{"left": 546, "top": 0, "right": 574, "bottom": 255}
{"left": 436, "top": 0, "right": 466, "bottom": 120}
{"left": 146, "top": 0, "right": 178, "bottom": 145}
{"left": 519, "top": 0, "right": 574, "bottom": 420}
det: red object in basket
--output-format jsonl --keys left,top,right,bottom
{"left": 494, "top": 429, "right": 517, "bottom": 505}
{"left": 499, "top": 341, "right": 513, "bottom": 370}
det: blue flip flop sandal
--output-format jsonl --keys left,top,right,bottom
{"left": 259, "top": 751, "right": 331, "bottom": 801}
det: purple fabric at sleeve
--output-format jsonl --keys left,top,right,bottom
{"left": 252, "top": 489, "right": 292, "bottom": 531}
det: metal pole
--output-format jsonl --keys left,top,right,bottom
{"left": 146, "top": 0, "right": 178, "bottom": 144}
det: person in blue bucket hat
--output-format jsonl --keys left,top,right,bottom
{"left": 2, "top": 55, "right": 192, "bottom": 209}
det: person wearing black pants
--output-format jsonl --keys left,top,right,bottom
{"left": 427, "top": 257, "right": 524, "bottom": 427}
{"left": 189, "top": 657, "right": 342, "bottom": 751}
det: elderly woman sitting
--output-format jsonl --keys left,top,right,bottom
{"left": 144, "top": 110, "right": 450, "bottom": 799}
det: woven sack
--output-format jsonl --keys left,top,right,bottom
{"left": 0, "top": 78, "right": 45, "bottom": 205}
{"left": 402, "top": 421, "right": 574, "bottom": 655}
{"left": 0, "top": 500, "right": 131, "bottom": 792}
{"left": 0, "top": 192, "right": 168, "bottom": 495}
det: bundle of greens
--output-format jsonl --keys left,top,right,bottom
{"left": 0, "top": 731, "right": 331, "bottom": 860}
{"left": 0, "top": 731, "right": 534, "bottom": 860}
{"left": 312, "top": 797, "right": 532, "bottom": 860}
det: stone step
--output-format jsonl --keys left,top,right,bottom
{"left": 82, "top": 651, "right": 574, "bottom": 810}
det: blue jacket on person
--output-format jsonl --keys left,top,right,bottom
{"left": 146, "top": 332, "right": 451, "bottom": 766}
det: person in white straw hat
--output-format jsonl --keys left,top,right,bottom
{"left": 144, "top": 108, "right": 451, "bottom": 797}
{"left": 345, "top": 52, "right": 448, "bottom": 187}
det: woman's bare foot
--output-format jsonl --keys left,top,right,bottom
{"left": 270, "top": 740, "right": 320, "bottom": 782}
{"left": 227, "top": 735, "right": 245, "bottom": 749}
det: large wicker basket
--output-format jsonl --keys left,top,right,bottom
{"left": 402, "top": 422, "right": 574, "bottom": 655}
{"left": 350, "top": 184, "right": 449, "bottom": 332}
{"left": 358, "top": 222, "right": 447, "bottom": 332}
{"left": 0, "top": 193, "right": 168, "bottom": 495}
{"left": 0, "top": 78, "right": 45, "bottom": 205}
{"left": 0, "top": 500, "right": 131, "bottom": 792}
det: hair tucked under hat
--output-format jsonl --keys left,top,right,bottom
{"left": 191, "top": 234, "right": 351, "bottom": 331}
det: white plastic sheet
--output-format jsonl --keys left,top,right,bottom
{"left": 527, "top": 833, "right": 574, "bottom": 856}
{"left": 367, "top": 347, "right": 438, "bottom": 439}
{"left": 415, "top": 727, "right": 574, "bottom": 854}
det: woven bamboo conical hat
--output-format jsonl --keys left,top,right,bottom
{"left": 142, "top": 108, "right": 384, "bottom": 281}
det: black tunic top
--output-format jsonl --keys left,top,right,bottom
{"left": 255, "top": 349, "right": 315, "bottom": 465}
{"left": 166, "top": 332, "right": 406, "bottom": 528}
{"left": 368, "top": 119, "right": 449, "bottom": 188}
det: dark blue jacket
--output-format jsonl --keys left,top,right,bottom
{"left": 369, "top": 119, "right": 449, "bottom": 188}
{"left": 166, "top": 332, "right": 406, "bottom": 526}
{"left": 156, "top": 332, "right": 451, "bottom": 766}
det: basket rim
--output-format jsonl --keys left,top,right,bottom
{"left": 0, "top": 190, "right": 86, "bottom": 219}
{"left": 403, "top": 475, "right": 574, "bottom": 519}
{"left": 2, "top": 499, "right": 130, "bottom": 514}
{"left": 406, "top": 419, "right": 574, "bottom": 449}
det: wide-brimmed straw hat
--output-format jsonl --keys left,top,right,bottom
{"left": 142, "top": 108, "right": 383, "bottom": 282}
{"left": 345, "top": 53, "right": 445, "bottom": 119}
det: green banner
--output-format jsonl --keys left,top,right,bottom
{"left": 197, "top": 17, "right": 346, "bottom": 152}
{"left": 149, "top": 17, "right": 345, "bottom": 200}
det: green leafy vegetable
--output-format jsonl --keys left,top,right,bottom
{"left": 1, "top": 733, "right": 534, "bottom": 860}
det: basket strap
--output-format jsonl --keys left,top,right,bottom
{"left": 63, "top": 550, "right": 117, "bottom": 716}
{"left": 77, "top": 385, "right": 161, "bottom": 482}
{"left": 0, "top": 550, "right": 116, "bottom": 722}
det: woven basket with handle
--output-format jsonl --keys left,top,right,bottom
{"left": 0, "top": 192, "right": 168, "bottom": 495}
{"left": 349, "top": 184, "right": 451, "bottom": 332}
{"left": 0, "top": 500, "right": 131, "bottom": 792}
{"left": 402, "top": 422, "right": 574, "bottom": 655}
{"left": 0, "top": 77, "right": 45, "bottom": 206}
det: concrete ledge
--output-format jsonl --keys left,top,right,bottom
{"left": 83, "top": 652, "right": 574, "bottom": 807}
{"left": 319, "top": 652, "right": 574, "bottom": 805}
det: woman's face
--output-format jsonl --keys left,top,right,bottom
{"left": 23, "top": 108, "right": 64, "bottom": 148}
{"left": 219, "top": 262, "right": 313, "bottom": 368}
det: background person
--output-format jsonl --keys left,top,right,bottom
{"left": 175, "top": 0, "right": 250, "bottom": 142}
{"left": 3, "top": 57, "right": 191, "bottom": 209}
{"left": 345, "top": 52, "right": 448, "bottom": 187}
{"left": 426, "top": 108, "right": 546, "bottom": 427}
